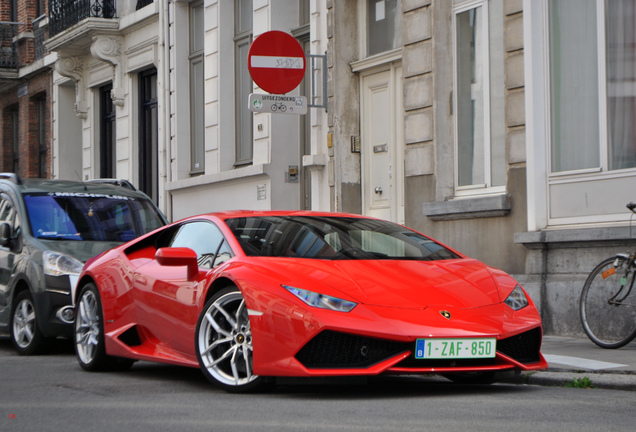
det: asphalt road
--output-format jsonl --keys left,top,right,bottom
{"left": 1, "top": 338, "right": 633, "bottom": 432}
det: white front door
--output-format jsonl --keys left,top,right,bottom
{"left": 360, "top": 64, "right": 404, "bottom": 224}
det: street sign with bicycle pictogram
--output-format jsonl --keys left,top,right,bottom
{"left": 247, "top": 31, "right": 307, "bottom": 115}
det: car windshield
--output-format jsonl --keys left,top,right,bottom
{"left": 226, "top": 216, "right": 461, "bottom": 261}
{"left": 24, "top": 192, "right": 164, "bottom": 242}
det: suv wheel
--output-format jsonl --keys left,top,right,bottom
{"left": 11, "top": 291, "right": 47, "bottom": 355}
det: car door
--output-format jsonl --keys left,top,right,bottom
{"left": 0, "top": 194, "right": 21, "bottom": 328}
{"left": 132, "top": 220, "right": 232, "bottom": 357}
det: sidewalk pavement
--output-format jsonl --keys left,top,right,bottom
{"left": 521, "top": 335, "right": 636, "bottom": 391}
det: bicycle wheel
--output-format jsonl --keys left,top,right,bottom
{"left": 580, "top": 256, "right": 636, "bottom": 348}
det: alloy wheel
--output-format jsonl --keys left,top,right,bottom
{"left": 13, "top": 298, "right": 36, "bottom": 349}
{"left": 197, "top": 289, "right": 259, "bottom": 388}
{"left": 75, "top": 289, "right": 101, "bottom": 365}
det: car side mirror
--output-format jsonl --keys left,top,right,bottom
{"left": 0, "top": 223, "right": 11, "bottom": 247}
{"left": 155, "top": 247, "right": 199, "bottom": 279}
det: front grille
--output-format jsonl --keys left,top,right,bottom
{"left": 497, "top": 327, "right": 542, "bottom": 364}
{"left": 295, "top": 330, "right": 409, "bottom": 369}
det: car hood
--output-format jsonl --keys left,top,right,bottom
{"left": 39, "top": 240, "right": 122, "bottom": 263}
{"left": 258, "top": 258, "right": 502, "bottom": 309}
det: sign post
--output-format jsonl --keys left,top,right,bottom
{"left": 247, "top": 31, "right": 307, "bottom": 115}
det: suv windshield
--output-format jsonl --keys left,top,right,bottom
{"left": 24, "top": 192, "right": 164, "bottom": 242}
{"left": 226, "top": 216, "right": 461, "bottom": 261}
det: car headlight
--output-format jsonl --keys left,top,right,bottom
{"left": 504, "top": 285, "right": 529, "bottom": 310}
{"left": 43, "top": 251, "right": 84, "bottom": 276}
{"left": 283, "top": 285, "right": 357, "bottom": 312}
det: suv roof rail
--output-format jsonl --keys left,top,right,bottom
{"left": 86, "top": 178, "right": 138, "bottom": 191}
{"left": 0, "top": 173, "right": 22, "bottom": 185}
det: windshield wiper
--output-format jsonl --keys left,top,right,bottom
{"left": 37, "top": 235, "right": 81, "bottom": 241}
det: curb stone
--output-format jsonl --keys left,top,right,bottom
{"left": 521, "top": 371, "right": 636, "bottom": 392}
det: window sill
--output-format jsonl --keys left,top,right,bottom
{"left": 165, "top": 164, "right": 266, "bottom": 192}
{"left": 514, "top": 226, "right": 634, "bottom": 249}
{"left": 423, "top": 194, "right": 510, "bottom": 221}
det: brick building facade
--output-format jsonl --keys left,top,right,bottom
{"left": 0, "top": 0, "right": 52, "bottom": 179}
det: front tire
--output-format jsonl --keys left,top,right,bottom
{"left": 580, "top": 256, "right": 636, "bottom": 349}
{"left": 10, "top": 291, "right": 47, "bottom": 355}
{"left": 195, "top": 286, "right": 268, "bottom": 392}
{"left": 75, "top": 283, "right": 134, "bottom": 371}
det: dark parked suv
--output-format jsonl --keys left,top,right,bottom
{"left": 0, "top": 174, "right": 167, "bottom": 354}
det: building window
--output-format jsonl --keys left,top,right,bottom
{"left": 190, "top": 1, "right": 205, "bottom": 175}
{"left": 11, "top": 107, "right": 19, "bottom": 174}
{"left": 299, "top": 0, "right": 310, "bottom": 27}
{"left": 136, "top": 0, "right": 154, "bottom": 10}
{"left": 367, "top": 0, "right": 402, "bottom": 56}
{"left": 99, "top": 84, "right": 116, "bottom": 178}
{"left": 139, "top": 68, "right": 158, "bottom": 202}
{"left": 37, "top": 98, "right": 47, "bottom": 178}
{"left": 10, "top": 0, "right": 17, "bottom": 22}
{"left": 550, "top": 0, "right": 636, "bottom": 173}
{"left": 235, "top": 0, "right": 253, "bottom": 166}
{"left": 454, "top": 0, "right": 506, "bottom": 193}
{"left": 36, "top": 0, "right": 45, "bottom": 17}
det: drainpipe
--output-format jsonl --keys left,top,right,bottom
{"left": 159, "top": 0, "right": 172, "bottom": 221}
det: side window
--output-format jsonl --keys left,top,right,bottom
{"left": 0, "top": 196, "right": 20, "bottom": 239}
{"left": 0, "top": 199, "right": 10, "bottom": 223}
{"left": 170, "top": 221, "right": 233, "bottom": 269}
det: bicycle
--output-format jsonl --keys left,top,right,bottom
{"left": 579, "top": 202, "right": 636, "bottom": 348}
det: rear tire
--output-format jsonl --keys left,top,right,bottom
{"left": 580, "top": 256, "right": 636, "bottom": 349}
{"left": 10, "top": 291, "right": 48, "bottom": 355}
{"left": 75, "top": 283, "right": 134, "bottom": 371}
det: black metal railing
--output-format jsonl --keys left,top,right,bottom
{"left": 0, "top": 22, "right": 18, "bottom": 69}
{"left": 34, "top": 22, "right": 47, "bottom": 60}
{"left": 49, "top": 0, "right": 117, "bottom": 38}
{"left": 136, "top": 0, "right": 154, "bottom": 10}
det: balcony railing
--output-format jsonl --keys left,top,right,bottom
{"left": 34, "top": 23, "right": 47, "bottom": 61}
{"left": 0, "top": 22, "right": 18, "bottom": 69}
{"left": 49, "top": 0, "right": 117, "bottom": 38}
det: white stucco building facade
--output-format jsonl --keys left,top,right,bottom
{"left": 41, "top": 0, "right": 636, "bottom": 337}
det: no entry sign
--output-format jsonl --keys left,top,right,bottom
{"left": 247, "top": 31, "right": 306, "bottom": 94}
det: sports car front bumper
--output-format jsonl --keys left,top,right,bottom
{"left": 249, "top": 299, "right": 548, "bottom": 377}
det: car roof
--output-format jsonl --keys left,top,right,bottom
{"left": 4, "top": 177, "right": 149, "bottom": 200}
{"left": 187, "top": 210, "right": 372, "bottom": 222}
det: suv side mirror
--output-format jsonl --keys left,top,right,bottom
{"left": 0, "top": 222, "right": 11, "bottom": 247}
